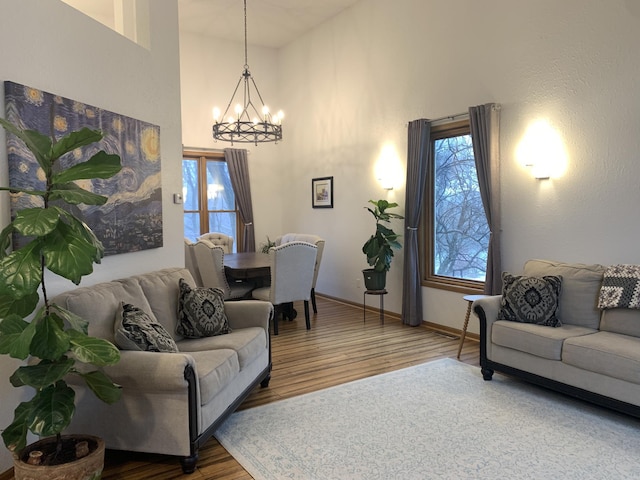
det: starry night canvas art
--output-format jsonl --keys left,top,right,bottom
{"left": 4, "top": 81, "right": 163, "bottom": 255}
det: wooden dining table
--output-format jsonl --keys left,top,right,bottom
{"left": 224, "top": 252, "right": 270, "bottom": 280}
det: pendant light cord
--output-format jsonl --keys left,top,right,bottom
{"left": 243, "top": 0, "right": 249, "bottom": 68}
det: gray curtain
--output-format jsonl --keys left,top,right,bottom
{"left": 469, "top": 103, "right": 501, "bottom": 295}
{"left": 224, "top": 148, "right": 256, "bottom": 252}
{"left": 402, "top": 119, "right": 431, "bottom": 326}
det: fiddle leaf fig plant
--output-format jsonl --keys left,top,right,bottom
{"left": 362, "top": 199, "right": 404, "bottom": 272}
{"left": 0, "top": 117, "right": 123, "bottom": 461}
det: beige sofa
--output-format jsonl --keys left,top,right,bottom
{"left": 473, "top": 259, "right": 640, "bottom": 417}
{"left": 53, "top": 267, "right": 273, "bottom": 473}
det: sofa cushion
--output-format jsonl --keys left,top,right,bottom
{"left": 600, "top": 308, "right": 640, "bottom": 338}
{"left": 563, "top": 331, "right": 640, "bottom": 385}
{"left": 497, "top": 273, "right": 562, "bottom": 327}
{"left": 597, "top": 264, "right": 640, "bottom": 309}
{"left": 177, "top": 279, "right": 231, "bottom": 338}
{"left": 188, "top": 350, "right": 240, "bottom": 406}
{"left": 177, "top": 327, "right": 266, "bottom": 370}
{"left": 114, "top": 302, "right": 179, "bottom": 353}
{"left": 136, "top": 267, "right": 195, "bottom": 340}
{"left": 492, "top": 320, "right": 596, "bottom": 360}
{"left": 523, "top": 259, "right": 606, "bottom": 329}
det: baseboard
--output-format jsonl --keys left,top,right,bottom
{"left": 315, "top": 293, "right": 478, "bottom": 341}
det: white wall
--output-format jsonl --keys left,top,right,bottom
{"left": 179, "top": 32, "right": 285, "bottom": 247}
{"left": 275, "top": 0, "right": 640, "bottom": 332}
{"left": 0, "top": 0, "right": 182, "bottom": 471}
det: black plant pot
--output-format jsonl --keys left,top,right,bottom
{"left": 363, "top": 269, "right": 386, "bottom": 290}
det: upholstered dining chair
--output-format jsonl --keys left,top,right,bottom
{"left": 193, "top": 239, "right": 254, "bottom": 300}
{"left": 275, "top": 233, "right": 325, "bottom": 313}
{"left": 251, "top": 241, "right": 318, "bottom": 335}
{"left": 198, "top": 232, "right": 234, "bottom": 254}
{"left": 184, "top": 238, "right": 203, "bottom": 286}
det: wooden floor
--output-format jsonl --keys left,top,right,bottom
{"left": 61, "top": 297, "right": 481, "bottom": 479}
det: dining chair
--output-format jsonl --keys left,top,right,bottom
{"left": 184, "top": 238, "right": 203, "bottom": 286}
{"left": 275, "top": 233, "right": 325, "bottom": 313}
{"left": 192, "top": 240, "right": 254, "bottom": 300}
{"left": 198, "top": 232, "right": 234, "bottom": 254}
{"left": 251, "top": 241, "right": 318, "bottom": 335}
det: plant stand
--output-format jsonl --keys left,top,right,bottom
{"left": 363, "top": 289, "right": 388, "bottom": 324}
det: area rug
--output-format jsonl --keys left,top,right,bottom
{"left": 215, "top": 358, "right": 640, "bottom": 479}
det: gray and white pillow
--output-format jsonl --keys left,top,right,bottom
{"left": 177, "top": 278, "right": 230, "bottom": 338}
{"left": 497, "top": 272, "right": 562, "bottom": 327}
{"left": 114, "top": 302, "right": 179, "bottom": 352}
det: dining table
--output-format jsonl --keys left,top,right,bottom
{"left": 224, "top": 252, "right": 270, "bottom": 281}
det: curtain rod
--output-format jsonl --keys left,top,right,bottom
{"left": 429, "top": 111, "right": 468, "bottom": 123}
{"left": 182, "top": 145, "right": 251, "bottom": 155}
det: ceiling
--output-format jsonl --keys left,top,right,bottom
{"left": 62, "top": 0, "right": 360, "bottom": 49}
{"left": 179, "top": 0, "right": 360, "bottom": 48}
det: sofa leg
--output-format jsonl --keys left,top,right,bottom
{"left": 181, "top": 453, "right": 199, "bottom": 474}
{"left": 260, "top": 373, "right": 271, "bottom": 388}
{"left": 481, "top": 367, "right": 494, "bottom": 381}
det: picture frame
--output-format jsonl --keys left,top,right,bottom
{"left": 312, "top": 176, "right": 333, "bottom": 208}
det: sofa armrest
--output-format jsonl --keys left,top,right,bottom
{"left": 473, "top": 295, "right": 502, "bottom": 368}
{"left": 224, "top": 300, "right": 273, "bottom": 331}
{"left": 82, "top": 350, "right": 197, "bottom": 392}
{"left": 472, "top": 295, "right": 502, "bottom": 327}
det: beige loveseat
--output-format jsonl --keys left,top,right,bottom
{"left": 53, "top": 267, "right": 273, "bottom": 473}
{"left": 473, "top": 259, "right": 640, "bottom": 418}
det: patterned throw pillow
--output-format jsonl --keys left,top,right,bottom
{"left": 177, "top": 278, "right": 231, "bottom": 338}
{"left": 598, "top": 264, "right": 640, "bottom": 309}
{"left": 497, "top": 273, "right": 563, "bottom": 327}
{"left": 114, "top": 302, "right": 179, "bottom": 352}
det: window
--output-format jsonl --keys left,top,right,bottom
{"left": 182, "top": 151, "right": 241, "bottom": 251}
{"left": 422, "top": 120, "right": 490, "bottom": 292}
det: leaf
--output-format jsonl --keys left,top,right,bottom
{"left": 28, "top": 382, "right": 75, "bottom": 438}
{"left": 51, "top": 127, "right": 102, "bottom": 160}
{"left": 0, "top": 291, "right": 39, "bottom": 318}
{"left": 0, "top": 223, "right": 13, "bottom": 259}
{"left": 0, "top": 241, "right": 42, "bottom": 299}
{"left": 13, "top": 207, "right": 61, "bottom": 237}
{"left": 68, "top": 330, "right": 120, "bottom": 366}
{"left": 1, "top": 401, "right": 33, "bottom": 453}
{"left": 0, "top": 118, "right": 52, "bottom": 174}
{"left": 0, "top": 314, "right": 36, "bottom": 359}
{"left": 80, "top": 370, "right": 122, "bottom": 404}
{"left": 50, "top": 303, "right": 89, "bottom": 334}
{"left": 10, "top": 358, "right": 74, "bottom": 389}
{"left": 29, "top": 314, "right": 71, "bottom": 361}
{"left": 55, "top": 208, "right": 105, "bottom": 263}
{"left": 42, "top": 222, "right": 97, "bottom": 284}
{"left": 53, "top": 151, "right": 122, "bottom": 183}
{"left": 49, "top": 182, "right": 108, "bottom": 206}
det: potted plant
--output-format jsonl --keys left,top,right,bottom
{"left": 0, "top": 117, "right": 123, "bottom": 479}
{"left": 362, "top": 199, "right": 404, "bottom": 290}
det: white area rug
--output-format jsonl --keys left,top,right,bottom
{"left": 215, "top": 358, "right": 640, "bottom": 479}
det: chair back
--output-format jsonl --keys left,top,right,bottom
{"left": 198, "top": 232, "right": 234, "bottom": 253}
{"left": 184, "top": 238, "right": 203, "bottom": 287}
{"left": 269, "top": 241, "right": 317, "bottom": 305}
{"left": 192, "top": 240, "right": 231, "bottom": 297}
{"left": 275, "top": 233, "right": 325, "bottom": 288}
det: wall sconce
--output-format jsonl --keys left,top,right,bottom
{"left": 516, "top": 119, "right": 568, "bottom": 180}
{"left": 378, "top": 177, "right": 394, "bottom": 190}
{"left": 375, "top": 143, "right": 402, "bottom": 190}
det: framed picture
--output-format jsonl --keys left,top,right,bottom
{"left": 312, "top": 176, "right": 333, "bottom": 208}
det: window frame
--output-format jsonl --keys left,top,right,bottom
{"left": 182, "top": 150, "right": 243, "bottom": 249}
{"left": 420, "top": 120, "right": 487, "bottom": 294}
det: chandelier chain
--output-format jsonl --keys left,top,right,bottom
{"left": 243, "top": 0, "right": 248, "bottom": 67}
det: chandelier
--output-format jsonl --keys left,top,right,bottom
{"left": 212, "top": 0, "right": 283, "bottom": 145}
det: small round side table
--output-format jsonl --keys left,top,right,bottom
{"left": 457, "top": 294, "right": 488, "bottom": 359}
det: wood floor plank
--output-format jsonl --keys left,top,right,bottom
{"left": 4, "top": 296, "right": 480, "bottom": 480}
